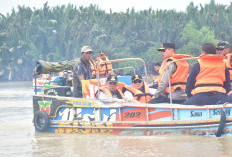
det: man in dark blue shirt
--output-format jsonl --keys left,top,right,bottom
{"left": 73, "top": 46, "right": 93, "bottom": 98}
{"left": 184, "top": 43, "right": 231, "bottom": 105}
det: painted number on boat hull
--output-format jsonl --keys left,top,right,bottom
{"left": 124, "top": 112, "right": 141, "bottom": 118}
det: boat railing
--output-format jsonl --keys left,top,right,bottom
{"left": 111, "top": 66, "right": 136, "bottom": 75}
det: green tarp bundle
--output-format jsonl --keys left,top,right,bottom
{"left": 34, "top": 58, "right": 79, "bottom": 75}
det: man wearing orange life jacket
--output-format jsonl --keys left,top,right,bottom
{"left": 95, "top": 51, "right": 112, "bottom": 77}
{"left": 96, "top": 75, "right": 126, "bottom": 103}
{"left": 123, "top": 75, "right": 156, "bottom": 103}
{"left": 150, "top": 42, "right": 190, "bottom": 104}
{"left": 184, "top": 43, "right": 231, "bottom": 105}
{"left": 216, "top": 41, "right": 232, "bottom": 87}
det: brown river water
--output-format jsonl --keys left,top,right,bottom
{"left": 1, "top": 81, "right": 232, "bottom": 157}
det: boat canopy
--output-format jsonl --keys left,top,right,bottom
{"left": 34, "top": 59, "right": 79, "bottom": 75}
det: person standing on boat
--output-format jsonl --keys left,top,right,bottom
{"left": 150, "top": 42, "right": 190, "bottom": 104}
{"left": 184, "top": 43, "right": 231, "bottom": 105}
{"left": 123, "top": 75, "right": 156, "bottom": 103}
{"left": 73, "top": 46, "right": 93, "bottom": 98}
{"left": 96, "top": 75, "right": 126, "bottom": 103}
{"left": 95, "top": 51, "right": 112, "bottom": 77}
{"left": 216, "top": 41, "right": 232, "bottom": 87}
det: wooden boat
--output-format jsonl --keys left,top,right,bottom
{"left": 33, "top": 58, "right": 231, "bottom": 137}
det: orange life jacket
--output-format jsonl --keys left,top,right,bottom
{"left": 226, "top": 53, "right": 232, "bottom": 87}
{"left": 89, "top": 59, "right": 97, "bottom": 78}
{"left": 158, "top": 54, "right": 190, "bottom": 93}
{"left": 96, "top": 86, "right": 125, "bottom": 99}
{"left": 123, "top": 82, "right": 152, "bottom": 103}
{"left": 191, "top": 55, "right": 227, "bottom": 95}
{"left": 96, "top": 56, "right": 112, "bottom": 76}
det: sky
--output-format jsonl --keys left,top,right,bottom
{"left": 0, "top": 0, "right": 231, "bottom": 15}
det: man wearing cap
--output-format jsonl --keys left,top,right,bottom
{"left": 217, "top": 41, "right": 230, "bottom": 56}
{"left": 95, "top": 51, "right": 112, "bottom": 77}
{"left": 151, "top": 42, "right": 190, "bottom": 104}
{"left": 73, "top": 46, "right": 93, "bottom": 98}
{"left": 217, "top": 41, "right": 232, "bottom": 88}
{"left": 184, "top": 43, "right": 231, "bottom": 105}
{"left": 96, "top": 75, "right": 126, "bottom": 103}
{"left": 123, "top": 75, "right": 156, "bottom": 103}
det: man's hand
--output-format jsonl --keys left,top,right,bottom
{"left": 113, "top": 99, "right": 126, "bottom": 103}
{"left": 228, "top": 90, "right": 232, "bottom": 96}
{"left": 151, "top": 96, "right": 156, "bottom": 99}
{"left": 128, "top": 99, "right": 140, "bottom": 103}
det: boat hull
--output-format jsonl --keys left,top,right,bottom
{"left": 33, "top": 95, "right": 232, "bottom": 137}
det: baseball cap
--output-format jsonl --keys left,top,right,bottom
{"left": 202, "top": 43, "right": 216, "bottom": 54}
{"left": 158, "top": 42, "right": 175, "bottom": 51}
{"left": 216, "top": 41, "right": 230, "bottom": 50}
{"left": 106, "top": 75, "right": 118, "bottom": 83}
{"left": 99, "top": 51, "right": 105, "bottom": 55}
{"left": 81, "top": 46, "right": 92, "bottom": 53}
{"left": 131, "top": 75, "right": 143, "bottom": 82}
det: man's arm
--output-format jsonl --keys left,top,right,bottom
{"left": 154, "top": 62, "right": 176, "bottom": 98}
{"left": 78, "top": 75, "right": 84, "bottom": 81}
{"left": 185, "top": 63, "right": 200, "bottom": 98}
{"left": 74, "top": 63, "right": 85, "bottom": 80}
{"left": 98, "top": 91, "right": 125, "bottom": 103}
{"left": 124, "top": 90, "right": 138, "bottom": 102}
{"left": 98, "top": 91, "right": 114, "bottom": 103}
{"left": 224, "top": 67, "right": 231, "bottom": 93}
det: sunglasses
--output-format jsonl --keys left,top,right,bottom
{"left": 133, "top": 80, "right": 142, "bottom": 84}
{"left": 108, "top": 82, "right": 117, "bottom": 85}
{"left": 160, "top": 49, "right": 165, "bottom": 52}
{"left": 85, "top": 51, "right": 93, "bottom": 54}
{"left": 217, "top": 48, "right": 224, "bottom": 51}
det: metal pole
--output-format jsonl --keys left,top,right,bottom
{"left": 165, "top": 55, "right": 200, "bottom": 104}
{"left": 34, "top": 66, "right": 38, "bottom": 95}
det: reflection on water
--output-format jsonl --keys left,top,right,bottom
{"left": 1, "top": 81, "right": 232, "bottom": 156}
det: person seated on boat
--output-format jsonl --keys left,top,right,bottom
{"left": 73, "top": 46, "right": 93, "bottom": 98}
{"left": 53, "top": 72, "right": 66, "bottom": 86}
{"left": 96, "top": 75, "right": 126, "bottom": 103}
{"left": 216, "top": 41, "right": 232, "bottom": 88}
{"left": 150, "top": 42, "right": 190, "bottom": 104}
{"left": 64, "top": 70, "right": 73, "bottom": 87}
{"left": 184, "top": 43, "right": 231, "bottom": 105}
{"left": 95, "top": 51, "right": 112, "bottom": 77}
{"left": 122, "top": 75, "right": 156, "bottom": 103}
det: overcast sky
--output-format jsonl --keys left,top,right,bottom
{"left": 0, "top": 0, "right": 231, "bottom": 15}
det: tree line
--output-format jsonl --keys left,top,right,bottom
{"left": 0, "top": 0, "right": 232, "bottom": 81}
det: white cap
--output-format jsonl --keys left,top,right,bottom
{"left": 81, "top": 46, "right": 92, "bottom": 53}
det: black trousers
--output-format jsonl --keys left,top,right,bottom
{"left": 184, "top": 92, "right": 230, "bottom": 106}
{"left": 149, "top": 94, "right": 185, "bottom": 104}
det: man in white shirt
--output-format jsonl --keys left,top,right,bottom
{"left": 96, "top": 75, "right": 126, "bottom": 103}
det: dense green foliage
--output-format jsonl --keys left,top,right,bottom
{"left": 0, "top": 0, "right": 232, "bottom": 81}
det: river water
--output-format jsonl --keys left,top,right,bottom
{"left": 1, "top": 81, "right": 232, "bottom": 156}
